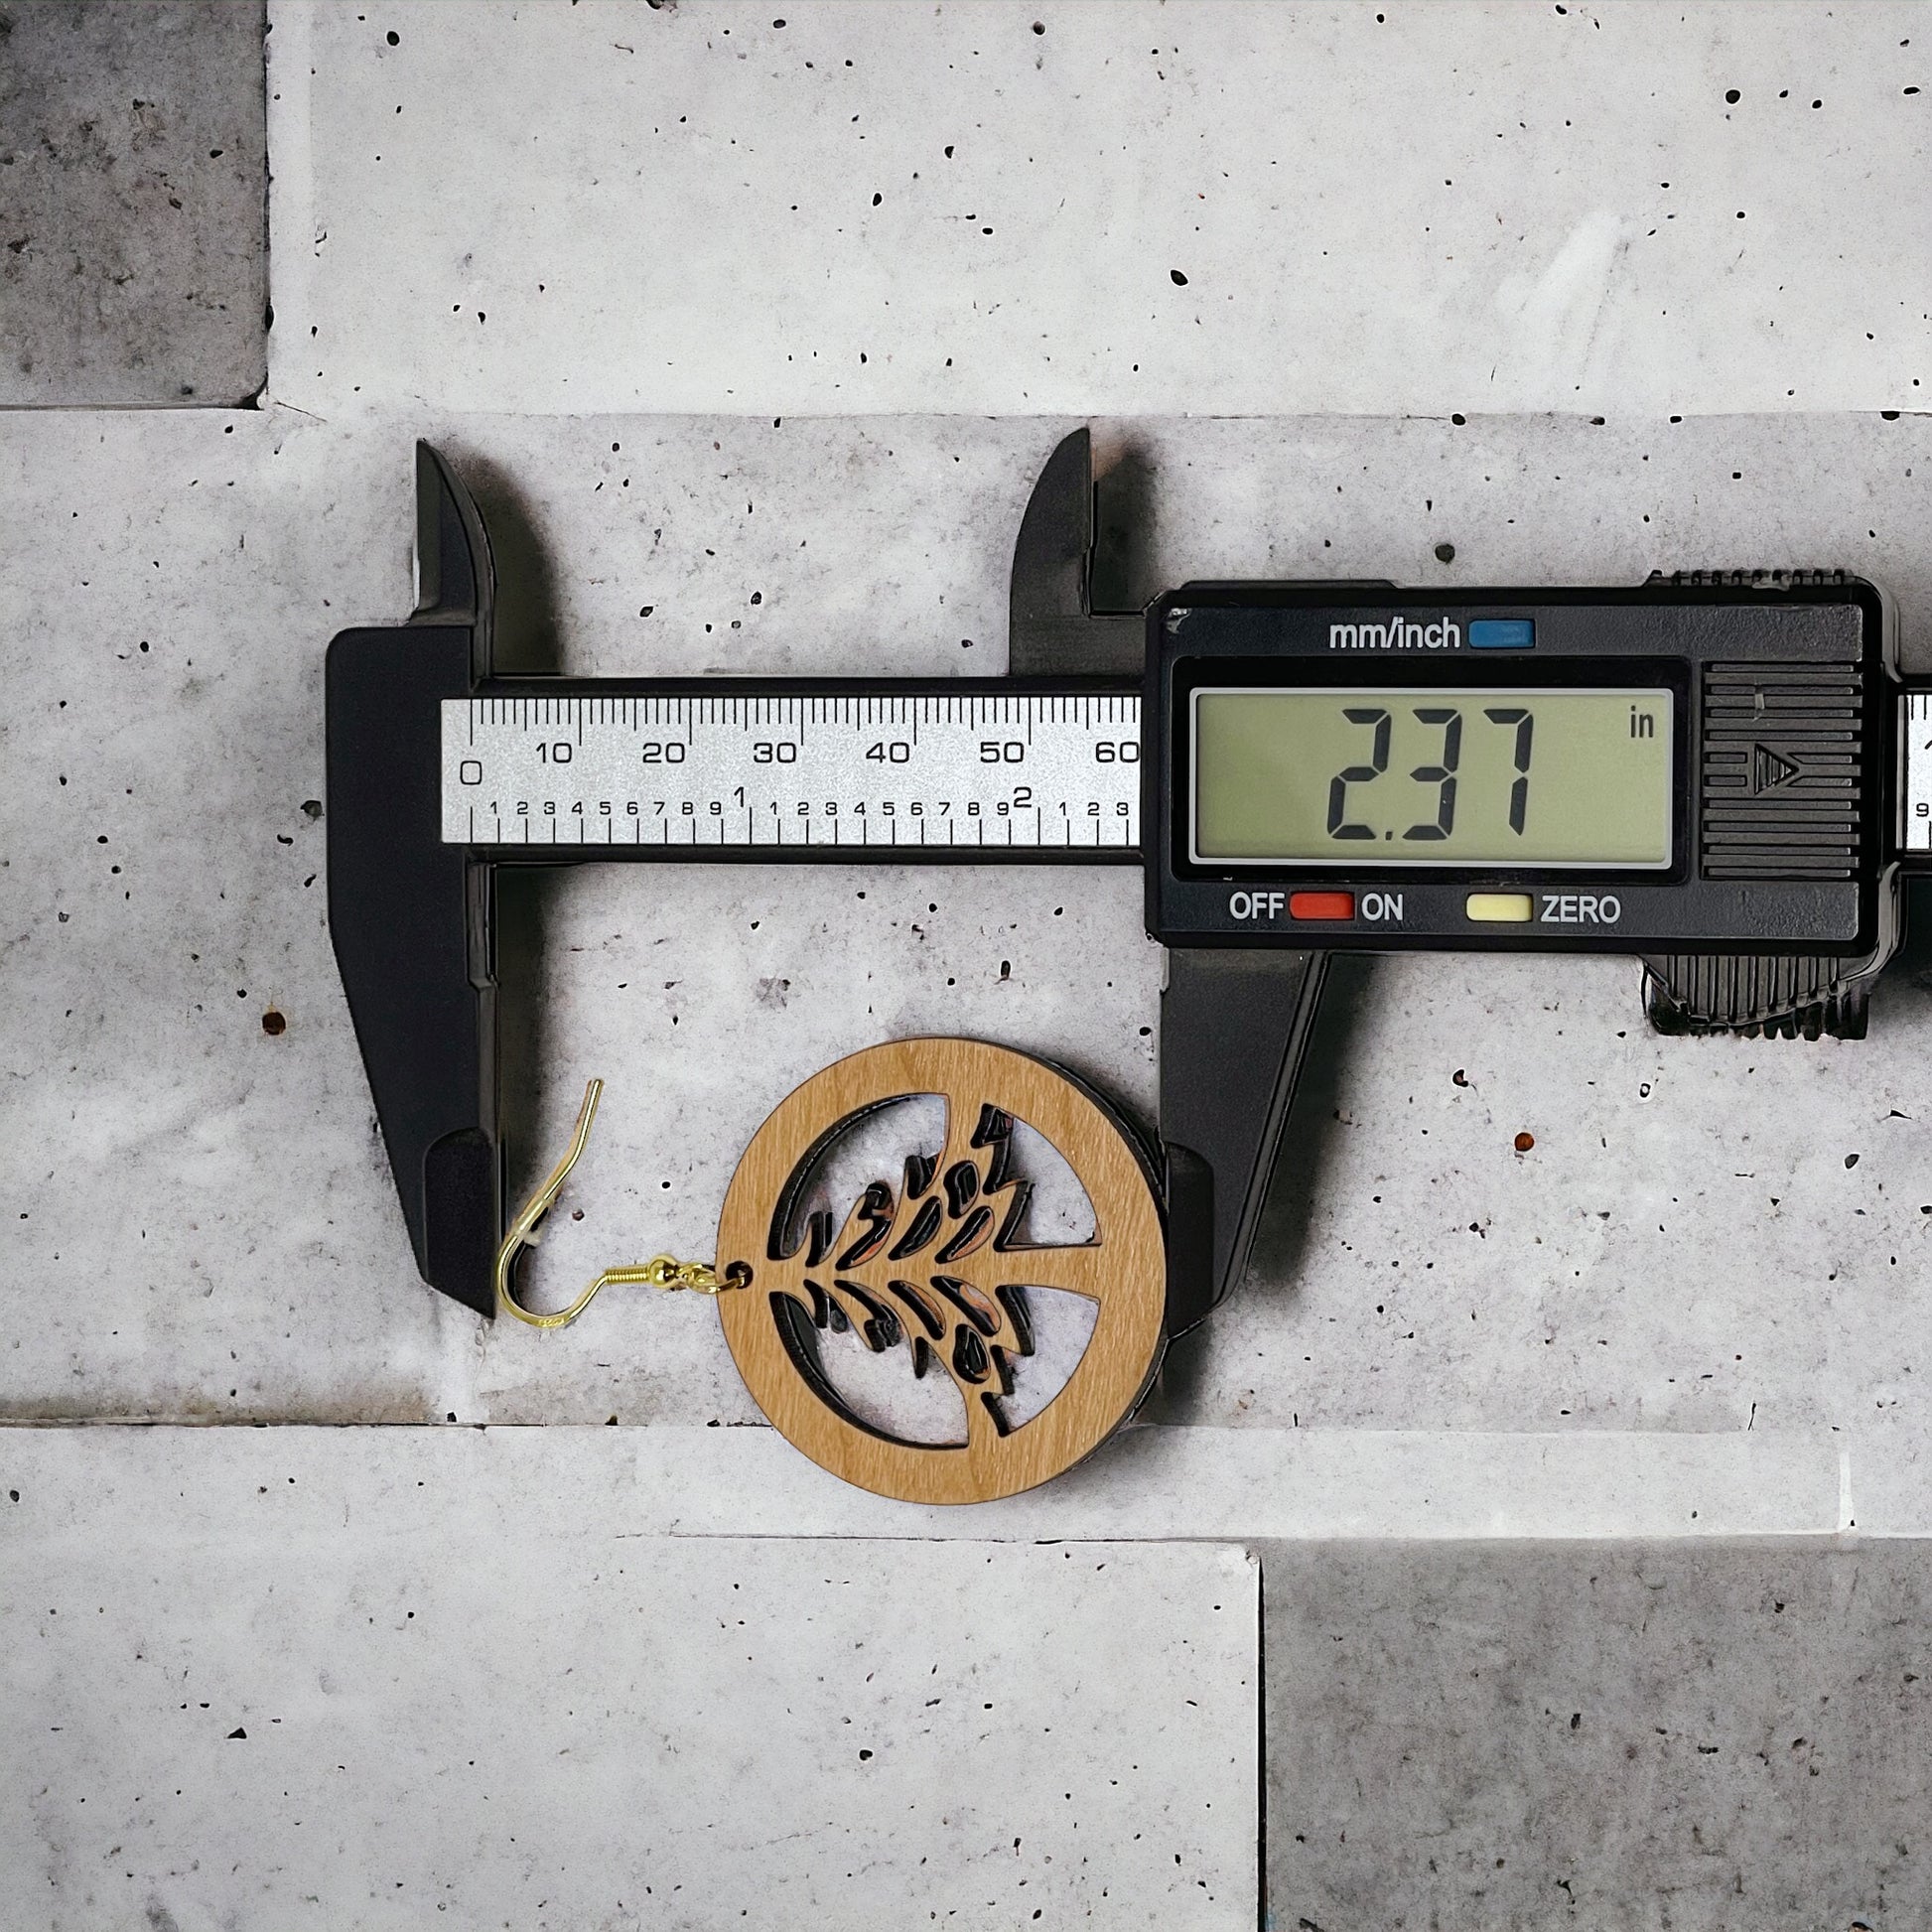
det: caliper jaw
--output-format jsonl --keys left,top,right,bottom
{"left": 1157, "top": 950, "right": 1328, "bottom": 1336}
{"left": 326, "top": 445, "right": 502, "bottom": 1315}
{"left": 1007, "top": 426, "right": 1144, "bottom": 678}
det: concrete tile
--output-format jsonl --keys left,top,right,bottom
{"left": 1264, "top": 1539, "right": 1932, "bottom": 1931}
{"left": 0, "top": 0, "right": 266, "bottom": 405}
{"left": 264, "top": 0, "right": 1931, "bottom": 417}
{"left": 1847, "top": 1421, "right": 1932, "bottom": 1536}
{"left": 0, "top": 1448, "right": 1258, "bottom": 1929}
{"left": 2, "top": 409, "right": 1929, "bottom": 1531}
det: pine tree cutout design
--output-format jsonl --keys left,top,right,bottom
{"left": 764, "top": 1102, "right": 1110, "bottom": 1448}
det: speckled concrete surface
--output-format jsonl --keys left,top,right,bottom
{"left": 1265, "top": 1539, "right": 1932, "bottom": 1930}
{"left": 264, "top": 0, "right": 1931, "bottom": 419}
{"left": 9, "top": 5, "right": 1932, "bottom": 1922}
{"left": 4, "top": 408, "right": 1932, "bottom": 1542}
{"left": 0, "top": 0, "right": 266, "bottom": 405}
{"left": 1, "top": 1493, "right": 1258, "bottom": 1929}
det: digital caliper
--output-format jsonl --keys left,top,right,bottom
{"left": 327, "top": 430, "right": 1929, "bottom": 1358}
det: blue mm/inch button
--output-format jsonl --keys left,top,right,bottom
{"left": 1468, "top": 619, "right": 1535, "bottom": 649}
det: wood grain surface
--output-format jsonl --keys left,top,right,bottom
{"left": 715, "top": 1037, "right": 1166, "bottom": 1505}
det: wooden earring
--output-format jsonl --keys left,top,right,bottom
{"left": 714, "top": 1037, "right": 1167, "bottom": 1505}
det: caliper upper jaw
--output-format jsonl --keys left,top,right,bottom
{"left": 412, "top": 439, "right": 496, "bottom": 664}
{"left": 1008, "top": 427, "right": 1144, "bottom": 679}
{"left": 326, "top": 444, "right": 501, "bottom": 1315}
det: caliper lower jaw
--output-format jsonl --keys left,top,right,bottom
{"left": 326, "top": 445, "right": 503, "bottom": 1315}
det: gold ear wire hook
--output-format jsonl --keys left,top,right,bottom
{"left": 495, "top": 1078, "right": 725, "bottom": 1328}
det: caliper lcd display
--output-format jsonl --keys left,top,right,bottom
{"left": 1192, "top": 687, "right": 1673, "bottom": 867}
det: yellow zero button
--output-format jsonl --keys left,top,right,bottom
{"left": 1465, "top": 893, "right": 1534, "bottom": 923}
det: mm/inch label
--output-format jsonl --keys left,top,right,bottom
{"left": 440, "top": 693, "right": 1143, "bottom": 852}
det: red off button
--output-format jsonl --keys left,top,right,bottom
{"left": 1289, "top": 891, "right": 1355, "bottom": 921}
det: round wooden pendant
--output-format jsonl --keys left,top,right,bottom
{"left": 715, "top": 1037, "right": 1167, "bottom": 1505}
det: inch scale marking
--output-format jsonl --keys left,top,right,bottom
{"left": 441, "top": 691, "right": 1143, "bottom": 852}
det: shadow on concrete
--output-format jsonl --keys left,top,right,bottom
{"left": 1090, "top": 435, "right": 1159, "bottom": 615}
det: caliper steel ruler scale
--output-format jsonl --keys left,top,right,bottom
{"left": 328, "top": 430, "right": 1932, "bottom": 1377}
{"left": 441, "top": 689, "right": 1143, "bottom": 854}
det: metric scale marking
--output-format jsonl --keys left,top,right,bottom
{"left": 440, "top": 690, "right": 1143, "bottom": 853}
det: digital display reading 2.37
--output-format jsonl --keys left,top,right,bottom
{"left": 1192, "top": 688, "right": 1674, "bottom": 868}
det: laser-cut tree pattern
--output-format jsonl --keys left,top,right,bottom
{"left": 764, "top": 1103, "right": 1110, "bottom": 1448}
